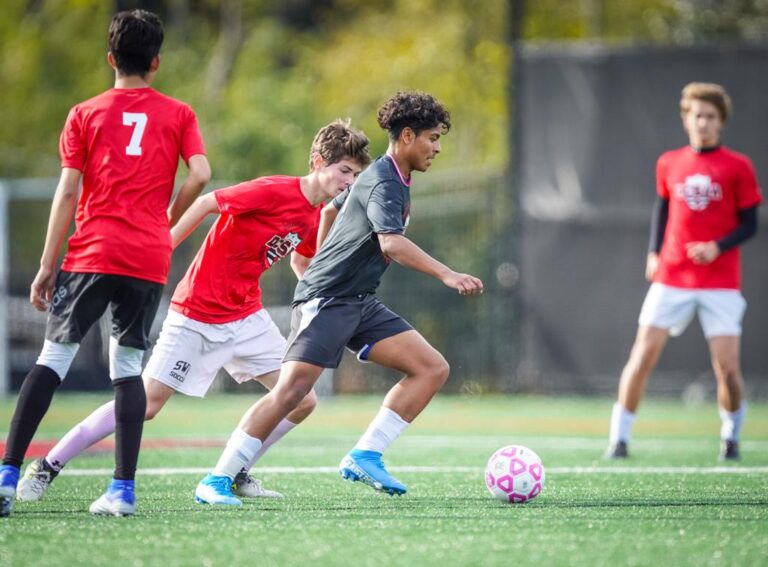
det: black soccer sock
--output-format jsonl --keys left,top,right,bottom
{"left": 113, "top": 377, "right": 147, "bottom": 481}
{"left": 3, "top": 365, "right": 62, "bottom": 468}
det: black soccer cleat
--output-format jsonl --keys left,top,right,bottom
{"left": 719, "top": 440, "right": 740, "bottom": 461}
{"left": 603, "top": 440, "right": 629, "bottom": 460}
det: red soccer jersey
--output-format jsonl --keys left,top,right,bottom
{"left": 655, "top": 146, "right": 762, "bottom": 289}
{"left": 170, "top": 176, "right": 322, "bottom": 323}
{"left": 59, "top": 88, "right": 206, "bottom": 284}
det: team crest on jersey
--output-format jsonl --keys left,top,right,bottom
{"left": 266, "top": 232, "right": 302, "bottom": 266}
{"left": 674, "top": 174, "right": 722, "bottom": 211}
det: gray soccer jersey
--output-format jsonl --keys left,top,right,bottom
{"left": 293, "top": 155, "right": 410, "bottom": 303}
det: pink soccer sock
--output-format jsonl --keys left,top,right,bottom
{"left": 46, "top": 400, "right": 117, "bottom": 471}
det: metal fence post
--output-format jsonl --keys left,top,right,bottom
{"left": 0, "top": 180, "right": 9, "bottom": 397}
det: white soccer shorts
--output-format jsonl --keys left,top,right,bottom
{"left": 638, "top": 283, "right": 746, "bottom": 338}
{"left": 144, "top": 309, "right": 286, "bottom": 397}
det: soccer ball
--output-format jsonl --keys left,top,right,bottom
{"left": 485, "top": 445, "right": 545, "bottom": 503}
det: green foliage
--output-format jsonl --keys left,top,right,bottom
{"left": 0, "top": 0, "right": 511, "bottom": 179}
{"left": 524, "top": 0, "right": 768, "bottom": 42}
{"left": 3, "top": 1, "right": 767, "bottom": 178}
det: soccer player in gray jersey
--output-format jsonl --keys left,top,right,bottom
{"left": 194, "top": 91, "right": 483, "bottom": 496}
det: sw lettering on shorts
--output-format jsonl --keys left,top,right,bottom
{"left": 170, "top": 360, "right": 191, "bottom": 383}
{"left": 51, "top": 286, "right": 68, "bottom": 308}
{"left": 265, "top": 232, "right": 302, "bottom": 266}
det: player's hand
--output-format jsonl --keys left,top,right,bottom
{"left": 30, "top": 266, "right": 56, "bottom": 312}
{"left": 442, "top": 271, "right": 484, "bottom": 296}
{"left": 645, "top": 252, "right": 659, "bottom": 281}
{"left": 685, "top": 241, "right": 720, "bottom": 265}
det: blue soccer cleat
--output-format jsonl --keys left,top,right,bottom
{"left": 339, "top": 449, "right": 407, "bottom": 495}
{"left": 89, "top": 478, "right": 136, "bottom": 516}
{"left": 195, "top": 474, "right": 242, "bottom": 506}
{"left": 0, "top": 465, "right": 20, "bottom": 518}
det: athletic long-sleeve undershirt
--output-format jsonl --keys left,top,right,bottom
{"left": 648, "top": 196, "right": 758, "bottom": 254}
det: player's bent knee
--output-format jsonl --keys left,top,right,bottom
{"left": 275, "top": 382, "right": 314, "bottom": 412}
{"left": 420, "top": 356, "right": 450, "bottom": 387}
{"left": 714, "top": 364, "right": 741, "bottom": 384}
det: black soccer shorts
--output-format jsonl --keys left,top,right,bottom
{"left": 284, "top": 294, "right": 413, "bottom": 368}
{"left": 45, "top": 271, "right": 163, "bottom": 349}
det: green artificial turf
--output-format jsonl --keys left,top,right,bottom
{"left": 1, "top": 394, "right": 766, "bottom": 566}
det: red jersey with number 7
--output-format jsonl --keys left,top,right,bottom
{"left": 58, "top": 87, "right": 206, "bottom": 284}
{"left": 170, "top": 176, "right": 322, "bottom": 324}
{"left": 655, "top": 145, "right": 762, "bottom": 290}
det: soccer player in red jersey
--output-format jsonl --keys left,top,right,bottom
{"left": 15, "top": 120, "right": 370, "bottom": 507}
{"left": 0, "top": 10, "right": 210, "bottom": 518}
{"left": 605, "top": 83, "right": 762, "bottom": 461}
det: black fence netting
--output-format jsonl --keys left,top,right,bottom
{"left": 516, "top": 44, "right": 768, "bottom": 397}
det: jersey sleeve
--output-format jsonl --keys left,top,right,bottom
{"left": 736, "top": 157, "right": 763, "bottom": 209}
{"left": 367, "top": 181, "right": 406, "bottom": 234}
{"left": 214, "top": 180, "right": 276, "bottom": 216}
{"left": 655, "top": 154, "right": 670, "bottom": 199}
{"left": 179, "top": 105, "right": 206, "bottom": 163}
{"left": 332, "top": 187, "right": 350, "bottom": 209}
{"left": 59, "top": 106, "right": 86, "bottom": 171}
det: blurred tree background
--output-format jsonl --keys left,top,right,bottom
{"left": 2, "top": 0, "right": 768, "bottom": 391}
{"left": 4, "top": 0, "right": 768, "bottom": 181}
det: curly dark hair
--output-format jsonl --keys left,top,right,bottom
{"left": 309, "top": 119, "right": 371, "bottom": 170}
{"left": 377, "top": 91, "right": 451, "bottom": 141}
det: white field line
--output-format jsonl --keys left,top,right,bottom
{"left": 59, "top": 465, "right": 768, "bottom": 477}
{"left": 395, "top": 437, "right": 768, "bottom": 450}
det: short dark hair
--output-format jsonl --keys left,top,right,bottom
{"left": 377, "top": 91, "right": 451, "bottom": 141}
{"left": 309, "top": 119, "right": 371, "bottom": 170}
{"left": 108, "top": 10, "right": 164, "bottom": 78}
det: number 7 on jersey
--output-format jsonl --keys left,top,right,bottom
{"left": 123, "top": 112, "right": 148, "bottom": 156}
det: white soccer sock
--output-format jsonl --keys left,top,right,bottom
{"left": 354, "top": 406, "right": 410, "bottom": 454}
{"left": 609, "top": 402, "right": 635, "bottom": 444}
{"left": 719, "top": 404, "right": 746, "bottom": 442}
{"left": 212, "top": 428, "right": 263, "bottom": 480}
{"left": 242, "top": 419, "right": 297, "bottom": 473}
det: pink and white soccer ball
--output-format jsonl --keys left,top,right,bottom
{"left": 485, "top": 445, "right": 545, "bottom": 503}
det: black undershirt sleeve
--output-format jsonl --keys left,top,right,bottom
{"left": 716, "top": 206, "right": 758, "bottom": 253}
{"left": 648, "top": 196, "right": 669, "bottom": 253}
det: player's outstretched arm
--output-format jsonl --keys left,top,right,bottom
{"left": 30, "top": 167, "right": 81, "bottom": 311}
{"left": 167, "top": 154, "right": 211, "bottom": 228}
{"left": 378, "top": 233, "right": 483, "bottom": 296}
{"left": 170, "top": 192, "right": 219, "bottom": 248}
